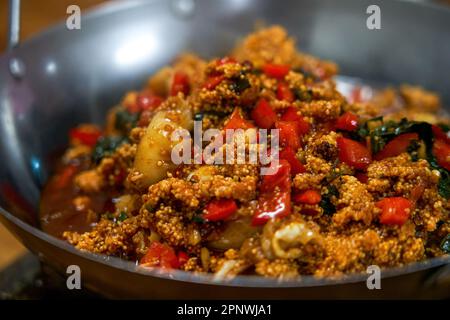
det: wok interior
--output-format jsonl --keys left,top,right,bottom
{"left": 0, "top": 0, "right": 449, "bottom": 262}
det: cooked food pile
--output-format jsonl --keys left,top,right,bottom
{"left": 40, "top": 26, "right": 450, "bottom": 278}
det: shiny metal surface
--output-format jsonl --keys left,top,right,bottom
{"left": 0, "top": 0, "right": 449, "bottom": 298}
{"left": 7, "top": 0, "right": 21, "bottom": 50}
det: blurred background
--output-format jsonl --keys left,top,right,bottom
{"left": 0, "top": 0, "right": 107, "bottom": 271}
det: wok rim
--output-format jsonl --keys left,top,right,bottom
{"left": 0, "top": 0, "right": 449, "bottom": 289}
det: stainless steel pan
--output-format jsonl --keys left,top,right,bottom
{"left": 0, "top": 0, "right": 449, "bottom": 299}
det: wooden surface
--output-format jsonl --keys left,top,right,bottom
{"left": 0, "top": 0, "right": 107, "bottom": 269}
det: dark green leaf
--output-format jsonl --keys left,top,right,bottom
{"left": 192, "top": 215, "right": 205, "bottom": 223}
{"left": 356, "top": 117, "right": 449, "bottom": 199}
{"left": 230, "top": 76, "right": 251, "bottom": 94}
{"left": 437, "top": 123, "right": 450, "bottom": 133}
{"left": 441, "top": 234, "right": 450, "bottom": 254}
{"left": 118, "top": 211, "right": 127, "bottom": 222}
{"left": 319, "top": 185, "right": 339, "bottom": 215}
{"left": 92, "top": 136, "right": 128, "bottom": 164}
{"left": 115, "top": 108, "right": 139, "bottom": 133}
{"left": 293, "top": 88, "right": 313, "bottom": 102}
{"left": 407, "top": 139, "right": 421, "bottom": 162}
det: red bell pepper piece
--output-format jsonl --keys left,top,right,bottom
{"left": 376, "top": 197, "right": 412, "bottom": 226}
{"left": 224, "top": 108, "right": 255, "bottom": 130}
{"left": 432, "top": 125, "right": 450, "bottom": 145}
{"left": 204, "top": 199, "right": 238, "bottom": 221}
{"left": 337, "top": 137, "right": 372, "bottom": 170}
{"left": 217, "top": 57, "right": 237, "bottom": 66}
{"left": 335, "top": 112, "right": 359, "bottom": 132}
{"left": 260, "top": 159, "right": 291, "bottom": 193}
{"left": 137, "top": 92, "right": 163, "bottom": 111}
{"left": 279, "top": 147, "right": 306, "bottom": 175}
{"left": 170, "top": 71, "right": 190, "bottom": 96}
{"left": 251, "top": 99, "right": 277, "bottom": 129}
{"left": 55, "top": 165, "right": 77, "bottom": 189}
{"left": 280, "top": 107, "right": 310, "bottom": 135}
{"left": 252, "top": 160, "right": 291, "bottom": 226}
{"left": 263, "top": 63, "right": 290, "bottom": 79}
{"left": 177, "top": 251, "right": 189, "bottom": 267}
{"left": 433, "top": 139, "right": 450, "bottom": 171}
{"left": 69, "top": 126, "right": 102, "bottom": 147}
{"left": 203, "top": 75, "right": 225, "bottom": 90}
{"left": 276, "top": 82, "right": 294, "bottom": 102}
{"left": 293, "top": 189, "right": 321, "bottom": 205}
{"left": 253, "top": 162, "right": 291, "bottom": 224}
{"left": 140, "top": 242, "right": 180, "bottom": 269}
{"left": 275, "top": 121, "right": 301, "bottom": 150}
{"left": 355, "top": 172, "right": 369, "bottom": 184}
{"left": 349, "top": 86, "right": 363, "bottom": 103}
{"left": 374, "top": 133, "right": 419, "bottom": 161}
{"left": 252, "top": 190, "right": 291, "bottom": 226}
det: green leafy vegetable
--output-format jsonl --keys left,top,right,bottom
{"left": 356, "top": 117, "right": 450, "bottom": 199}
{"left": 407, "top": 139, "right": 421, "bottom": 162}
{"left": 441, "top": 234, "right": 450, "bottom": 254}
{"left": 192, "top": 215, "right": 205, "bottom": 223}
{"left": 118, "top": 211, "right": 128, "bottom": 222}
{"left": 293, "top": 88, "right": 313, "bottom": 102}
{"left": 92, "top": 136, "right": 128, "bottom": 164}
{"left": 319, "top": 185, "right": 339, "bottom": 215}
{"left": 437, "top": 123, "right": 450, "bottom": 133}
{"left": 230, "top": 77, "right": 251, "bottom": 94}
{"left": 115, "top": 108, "right": 139, "bottom": 133}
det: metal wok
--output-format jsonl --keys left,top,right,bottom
{"left": 0, "top": 0, "right": 449, "bottom": 299}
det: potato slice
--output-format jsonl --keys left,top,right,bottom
{"left": 133, "top": 99, "right": 193, "bottom": 188}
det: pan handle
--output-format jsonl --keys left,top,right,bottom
{"left": 8, "top": 0, "right": 21, "bottom": 50}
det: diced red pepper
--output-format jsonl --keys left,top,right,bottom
{"left": 335, "top": 112, "right": 359, "bottom": 132}
{"left": 252, "top": 190, "right": 291, "bottom": 226}
{"left": 301, "top": 208, "right": 320, "bottom": 216}
{"left": 376, "top": 197, "right": 412, "bottom": 226}
{"left": 69, "top": 126, "right": 102, "bottom": 147}
{"left": 204, "top": 199, "right": 238, "bottom": 221}
{"left": 337, "top": 137, "right": 372, "bottom": 170}
{"left": 251, "top": 99, "right": 277, "bottom": 129}
{"left": 276, "top": 121, "right": 301, "bottom": 150}
{"left": 203, "top": 75, "right": 225, "bottom": 90}
{"left": 140, "top": 242, "right": 180, "bottom": 269}
{"left": 217, "top": 57, "right": 237, "bottom": 66}
{"left": 253, "top": 160, "right": 291, "bottom": 226}
{"left": 170, "top": 71, "right": 190, "bottom": 96}
{"left": 280, "top": 107, "right": 310, "bottom": 135}
{"left": 349, "top": 86, "right": 363, "bottom": 103}
{"left": 260, "top": 159, "right": 291, "bottom": 193}
{"left": 433, "top": 139, "right": 450, "bottom": 171}
{"left": 137, "top": 92, "right": 163, "bottom": 111}
{"left": 374, "top": 133, "right": 419, "bottom": 161}
{"left": 122, "top": 91, "right": 139, "bottom": 113}
{"left": 410, "top": 182, "right": 425, "bottom": 202}
{"left": 263, "top": 63, "right": 290, "bottom": 79}
{"left": 224, "top": 108, "right": 255, "bottom": 130}
{"left": 432, "top": 125, "right": 450, "bottom": 145}
{"left": 276, "top": 82, "right": 294, "bottom": 102}
{"left": 55, "top": 165, "right": 77, "bottom": 189}
{"left": 355, "top": 172, "right": 369, "bottom": 184}
{"left": 293, "top": 189, "right": 321, "bottom": 205}
{"left": 279, "top": 147, "right": 306, "bottom": 175}
{"left": 177, "top": 251, "right": 189, "bottom": 267}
